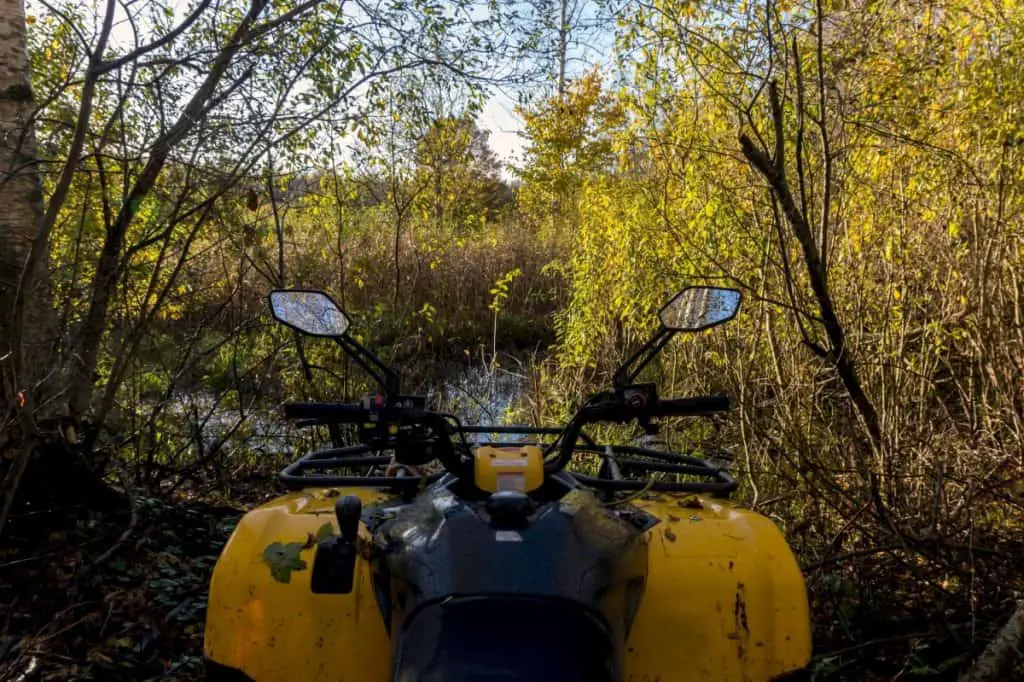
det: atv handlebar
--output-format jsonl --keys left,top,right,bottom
{"left": 282, "top": 401, "right": 469, "bottom": 478}
{"left": 650, "top": 395, "right": 730, "bottom": 417}
{"left": 284, "top": 402, "right": 366, "bottom": 421}
{"left": 544, "top": 393, "right": 731, "bottom": 474}
{"left": 283, "top": 392, "right": 730, "bottom": 483}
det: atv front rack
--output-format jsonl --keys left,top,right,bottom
{"left": 279, "top": 423, "right": 737, "bottom": 497}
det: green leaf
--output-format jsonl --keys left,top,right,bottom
{"left": 261, "top": 541, "right": 308, "bottom": 584}
{"left": 314, "top": 522, "right": 336, "bottom": 543}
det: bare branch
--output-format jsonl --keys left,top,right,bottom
{"left": 95, "top": 0, "right": 216, "bottom": 75}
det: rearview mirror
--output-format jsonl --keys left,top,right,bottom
{"left": 269, "top": 289, "right": 350, "bottom": 337}
{"left": 659, "top": 286, "right": 741, "bottom": 331}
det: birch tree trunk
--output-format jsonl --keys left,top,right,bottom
{"left": 0, "top": 0, "right": 60, "bottom": 538}
{"left": 0, "top": 0, "right": 53, "bottom": 412}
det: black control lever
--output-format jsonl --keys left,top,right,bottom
{"left": 310, "top": 496, "right": 362, "bottom": 594}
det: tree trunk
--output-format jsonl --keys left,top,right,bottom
{"left": 959, "top": 600, "right": 1024, "bottom": 682}
{"left": 557, "top": 0, "right": 568, "bottom": 103}
{"left": 0, "top": 0, "right": 62, "bottom": 539}
{"left": 0, "top": 0, "right": 53, "bottom": 409}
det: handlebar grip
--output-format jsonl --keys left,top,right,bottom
{"left": 652, "top": 395, "right": 731, "bottom": 417}
{"left": 283, "top": 402, "right": 368, "bottom": 422}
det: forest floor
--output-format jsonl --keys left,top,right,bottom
{"left": 0, "top": 489, "right": 251, "bottom": 681}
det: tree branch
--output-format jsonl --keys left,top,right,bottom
{"left": 739, "top": 78, "right": 891, "bottom": 531}
{"left": 67, "top": 0, "right": 271, "bottom": 422}
{"left": 95, "top": 0, "right": 215, "bottom": 75}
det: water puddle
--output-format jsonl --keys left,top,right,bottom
{"left": 160, "top": 356, "right": 529, "bottom": 460}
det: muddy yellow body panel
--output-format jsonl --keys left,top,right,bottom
{"left": 625, "top": 495, "right": 811, "bottom": 681}
{"left": 204, "top": 488, "right": 810, "bottom": 681}
{"left": 204, "top": 488, "right": 392, "bottom": 680}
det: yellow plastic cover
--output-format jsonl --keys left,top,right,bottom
{"left": 472, "top": 445, "right": 544, "bottom": 493}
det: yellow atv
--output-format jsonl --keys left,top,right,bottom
{"left": 203, "top": 286, "right": 811, "bottom": 681}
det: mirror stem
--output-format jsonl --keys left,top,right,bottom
{"left": 613, "top": 327, "right": 676, "bottom": 388}
{"left": 334, "top": 335, "right": 401, "bottom": 396}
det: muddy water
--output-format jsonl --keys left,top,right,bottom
{"left": 171, "top": 357, "right": 529, "bottom": 460}
{"left": 425, "top": 362, "right": 526, "bottom": 426}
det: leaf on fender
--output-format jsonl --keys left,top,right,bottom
{"left": 261, "top": 542, "right": 307, "bottom": 583}
{"left": 314, "top": 522, "right": 336, "bottom": 543}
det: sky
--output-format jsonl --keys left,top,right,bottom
{"left": 479, "top": 90, "right": 527, "bottom": 173}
